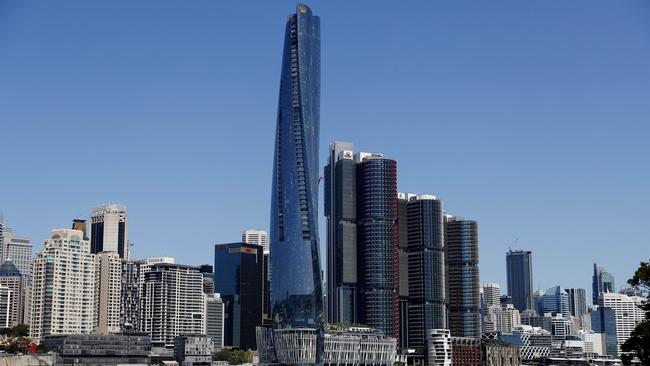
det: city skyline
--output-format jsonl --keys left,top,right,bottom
{"left": 1, "top": 1, "right": 649, "bottom": 301}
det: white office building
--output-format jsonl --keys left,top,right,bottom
{"left": 242, "top": 229, "right": 269, "bottom": 253}
{"left": 91, "top": 204, "right": 129, "bottom": 259}
{"left": 599, "top": 292, "right": 645, "bottom": 353}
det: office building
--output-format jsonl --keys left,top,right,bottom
{"left": 205, "top": 293, "right": 224, "bottom": 351}
{"left": 91, "top": 204, "right": 129, "bottom": 259}
{"left": 599, "top": 293, "right": 645, "bottom": 355}
{"left": 397, "top": 192, "right": 413, "bottom": 350}
{"left": 174, "top": 334, "right": 214, "bottom": 366}
{"left": 242, "top": 229, "right": 269, "bottom": 253}
{"left": 198, "top": 264, "right": 215, "bottom": 295}
{"left": 141, "top": 263, "right": 205, "bottom": 348}
{"left": 590, "top": 306, "right": 618, "bottom": 357}
{"left": 426, "top": 329, "right": 452, "bottom": 366}
{"left": 0, "top": 260, "right": 23, "bottom": 327}
{"left": 30, "top": 229, "right": 97, "bottom": 341}
{"left": 540, "top": 286, "right": 569, "bottom": 318}
{"left": 356, "top": 153, "right": 399, "bottom": 340}
{"left": 120, "top": 259, "right": 142, "bottom": 331}
{"left": 320, "top": 326, "right": 397, "bottom": 366}
{"left": 263, "top": 251, "right": 272, "bottom": 323}
{"left": 97, "top": 251, "right": 122, "bottom": 334}
{"left": 0, "top": 230, "right": 32, "bottom": 279}
{"left": 506, "top": 250, "right": 533, "bottom": 312}
{"left": 485, "top": 304, "right": 521, "bottom": 333}
{"left": 592, "top": 263, "right": 615, "bottom": 305}
{"left": 42, "top": 332, "right": 151, "bottom": 365}
{"left": 401, "top": 194, "right": 446, "bottom": 352}
{"left": 325, "top": 141, "right": 358, "bottom": 325}
{"left": 214, "top": 242, "right": 263, "bottom": 350}
{"left": 565, "top": 288, "right": 587, "bottom": 320}
{"left": 482, "top": 283, "right": 501, "bottom": 308}
{"left": 446, "top": 216, "right": 480, "bottom": 338}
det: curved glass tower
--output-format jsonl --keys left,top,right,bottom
{"left": 270, "top": 3, "right": 323, "bottom": 332}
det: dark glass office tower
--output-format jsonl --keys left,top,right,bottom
{"left": 90, "top": 204, "right": 128, "bottom": 259}
{"left": 592, "top": 263, "right": 615, "bottom": 305}
{"left": 402, "top": 195, "right": 446, "bottom": 353}
{"left": 270, "top": 3, "right": 323, "bottom": 334}
{"left": 325, "top": 141, "right": 357, "bottom": 325}
{"left": 356, "top": 155, "right": 399, "bottom": 340}
{"left": 214, "top": 242, "right": 263, "bottom": 350}
{"left": 591, "top": 307, "right": 618, "bottom": 357}
{"left": 506, "top": 249, "right": 534, "bottom": 312}
{"left": 446, "top": 217, "right": 480, "bottom": 338}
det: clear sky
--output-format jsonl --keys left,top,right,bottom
{"left": 1, "top": 1, "right": 649, "bottom": 299}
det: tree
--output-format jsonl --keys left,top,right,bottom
{"left": 621, "top": 261, "right": 650, "bottom": 365}
{"left": 212, "top": 348, "right": 252, "bottom": 365}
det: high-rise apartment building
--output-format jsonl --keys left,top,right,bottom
{"left": 325, "top": 141, "right": 357, "bottom": 325}
{"left": 565, "top": 288, "right": 587, "bottom": 319}
{"left": 91, "top": 204, "right": 129, "bottom": 259}
{"left": 446, "top": 217, "right": 480, "bottom": 338}
{"left": 120, "top": 259, "right": 141, "bottom": 331}
{"left": 0, "top": 261, "right": 23, "bottom": 327}
{"left": 356, "top": 153, "right": 399, "bottom": 341}
{"left": 506, "top": 250, "right": 534, "bottom": 312}
{"left": 399, "top": 193, "right": 445, "bottom": 353}
{"left": 30, "top": 229, "right": 97, "bottom": 341}
{"left": 96, "top": 251, "right": 122, "bottom": 334}
{"left": 598, "top": 293, "right": 645, "bottom": 355}
{"left": 592, "top": 264, "right": 615, "bottom": 305}
{"left": 0, "top": 286, "right": 11, "bottom": 328}
{"left": 206, "top": 293, "right": 225, "bottom": 351}
{"left": 214, "top": 242, "right": 263, "bottom": 350}
{"left": 242, "top": 229, "right": 269, "bottom": 253}
{"left": 140, "top": 263, "right": 205, "bottom": 348}
{"left": 269, "top": 3, "right": 323, "bottom": 364}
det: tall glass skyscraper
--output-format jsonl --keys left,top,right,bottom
{"left": 506, "top": 249, "right": 534, "bottom": 312}
{"left": 446, "top": 217, "right": 480, "bottom": 338}
{"left": 270, "top": 2, "right": 323, "bottom": 333}
{"left": 592, "top": 263, "right": 615, "bottom": 305}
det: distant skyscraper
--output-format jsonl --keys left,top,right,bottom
{"left": 565, "top": 288, "right": 587, "bottom": 319}
{"left": 0, "top": 260, "right": 23, "bottom": 328}
{"left": 0, "top": 229, "right": 32, "bottom": 279}
{"left": 140, "top": 263, "right": 205, "bottom": 348}
{"left": 96, "top": 251, "right": 122, "bottom": 334}
{"left": 446, "top": 216, "right": 480, "bottom": 338}
{"left": 206, "top": 293, "right": 225, "bottom": 351}
{"left": 325, "top": 141, "right": 357, "bottom": 325}
{"left": 91, "top": 204, "right": 129, "bottom": 259}
{"left": 591, "top": 307, "right": 618, "bottom": 357}
{"left": 214, "top": 242, "right": 263, "bottom": 350}
{"left": 242, "top": 229, "right": 269, "bottom": 253}
{"left": 506, "top": 250, "right": 534, "bottom": 312}
{"left": 30, "top": 229, "right": 97, "bottom": 341}
{"left": 592, "top": 264, "right": 615, "bottom": 305}
{"left": 540, "top": 286, "right": 569, "bottom": 318}
{"left": 270, "top": 3, "right": 323, "bottom": 349}
{"left": 482, "top": 283, "right": 501, "bottom": 308}
{"left": 356, "top": 153, "right": 399, "bottom": 340}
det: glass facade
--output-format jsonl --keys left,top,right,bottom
{"left": 446, "top": 218, "right": 480, "bottom": 338}
{"left": 270, "top": 3, "right": 323, "bottom": 333}
{"left": 214, "top": 242, "right": 263, "bottom": 350}
{"left": 591, "top": 307, "right": 618, "bottom": 357}
{"left": 592, "top": 263, "right": 615, "bottom": 305}
{"left": 506, "top": 250, "right": 534, "bottom": 312}
{"left": 356, "top": 157, "right": 399, "bottom": 340}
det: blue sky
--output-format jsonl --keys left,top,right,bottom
{"left": 1, "top": 1, "right": 649, "bottom": 299}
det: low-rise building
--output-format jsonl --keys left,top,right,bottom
{"left": 41, "top": 332, "right": 151, "bottom": 365}
{"left": 174, "top": 334, "right": 214, "bottom": 366}
{"left": 481, "top": 340, "right": 520, "bottom": 366}
{"left": 450, "top": 337, "right": 481, "bottom": 366}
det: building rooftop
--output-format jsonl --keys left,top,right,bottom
{"left": 0, "top": 260, "right": 21, "bottom": 277}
